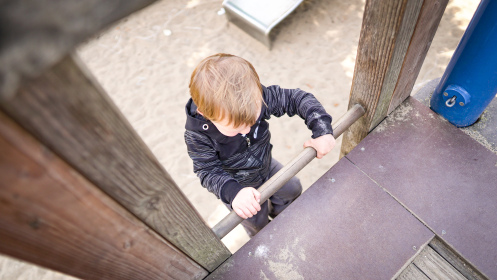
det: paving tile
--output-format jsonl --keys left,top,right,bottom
{"left": 208, "top": 159, "right": 433, "bottom": 280}
{"left": 346, "top": 97, "right": 497, "bottom": 279}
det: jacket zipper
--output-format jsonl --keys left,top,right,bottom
{"left": 243, "top": 134, "right": 267, "bottom": 182}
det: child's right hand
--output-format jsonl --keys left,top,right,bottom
{"left": 232, "top": 187, "right": 261, "bottom": 219}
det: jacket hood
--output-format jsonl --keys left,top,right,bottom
{"left": 185, "top": 98, "right": 233, "bottom": 143}
{"left": 185, "top": 98, "right": 266, "bottom": 142}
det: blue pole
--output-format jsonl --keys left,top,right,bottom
{"left": 430, "top": 0, "right": 497, "bottom": 127}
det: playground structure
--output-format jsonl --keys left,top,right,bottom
{"left": 222, "top": 0, "right": 304, "bottom": 49}
{"left": 0, "top": 0, "right": 496, "bottom": 280}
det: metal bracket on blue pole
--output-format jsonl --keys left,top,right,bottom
{"left": 430, "top": 0, "right": 497, "bottom": 127}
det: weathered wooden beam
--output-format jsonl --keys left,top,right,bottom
{"left": 388, "top": 0, "right": 449, "bottom": 114}
{"left": 340, "top": 0, "right": 447, "bottom": 156}
{"left": 0, "top": 111, "right": 207, "bottom": 280}
{"left": 369, "top": 0, "right": 424, "bottom": 129}
{"left": 0, "top": 54, "right": 231, "bottom": 271}
{"left": 397, "top": 264, "right": 430, "bottom": 280}
{"left": 429, "top": 238, "right": 488, "bottom": 280}
{"left": 413, "top": 246, "right": 466, "bottom": 280}
{"left": 341, "top": 0, "right": 423, "bottom": 156}
{"left": 0, "top": 0, "right": 157, "bottom": 99}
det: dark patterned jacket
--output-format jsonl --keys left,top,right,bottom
{"left": 184, "top": 85, "right": 333, "bottom": 204}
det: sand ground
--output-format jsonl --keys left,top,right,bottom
{"left": 0, "top": 0, "right": 479, "bottom": 279}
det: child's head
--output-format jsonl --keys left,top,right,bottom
{"left": 189, "top": 53, "right": 263, "bottom": 132}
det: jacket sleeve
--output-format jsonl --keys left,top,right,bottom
{"left": 263, "top": 85, "right": 333, "bottom": 138}
{"left": 184, "top": 130, "right": 245, "bottom": 204}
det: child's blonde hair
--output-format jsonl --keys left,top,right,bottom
{"left": 189, "top": 53, "right": 263, "bottom": 128}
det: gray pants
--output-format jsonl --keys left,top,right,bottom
{"left": 226, "top": 158, "right": 302, "bottom": 237}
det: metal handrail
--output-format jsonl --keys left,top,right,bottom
{"left": 212, "top": 104, "right": 366, "bottom": 239}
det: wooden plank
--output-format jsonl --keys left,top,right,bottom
{"left": 397, "top": 264, "right": 430, "bottom": 280}
{"left": 387, "top": 0, "right": 449, "bottom": 115}
{"left": 370, "top": 0, "right": 423, "bottom": 128}
{"left": 0, "top": 55, "right": 231, "bottom": 271}
{"left": 429, "top": 238, "right": 488, "bottom": 280}
{"left": 0, "top": 0, "right": 157, "bottom": 98}
{"left": 413, "top": 246, "right": 467, "bottom": 280}
{"left": 0, "top": 111, "right": 207, "bottom": 280}
{"left": 340, "top": 0, "right": 424, "bottom": 157}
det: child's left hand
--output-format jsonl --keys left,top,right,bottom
{"left": 303, "top": 134, "right": 336, "bottom": 159}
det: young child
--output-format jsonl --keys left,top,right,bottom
{"left": 185, "top": 53, "right": 335, "bottom": 236}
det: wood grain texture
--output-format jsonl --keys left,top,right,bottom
{"left": 0, "top": 111, "right": 207, "bottom": 280}
{"left": 429, "top": 238, "right": 488, "bottom": 280}
{"left": 387, "top": 0, "right": 449, "bottom": 115}
{"left": 341, "top": 0, "right": 412, "bottom": 156}
{"left": 371, "top": 0, "right": 423, "bottom": 128}
{"left": 0, "top": 0, "right": 157, "bottom": 98}
{"left": 413, "top": 246, "right": 466, "bottom": 280}
{"left": 0, "top": 55, "right": 230, "bottom": 271}
{"left": 397, "top": 264, "right": 430, "bottom": 280}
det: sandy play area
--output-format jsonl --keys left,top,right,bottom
{"left": 0, "top": 0, "right": 479, "bottom": 279}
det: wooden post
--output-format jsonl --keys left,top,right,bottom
{"left": 0, "top": 0, "right": 158, "bottom": 98}
{"left": 0, "top": 55, "right": 231, "bottom": 271}
{"left": 340, "top": 0, "right": 448, "bottom": 156}
{"left": 387, "top": 0, "right": 450, "bottom": 114}
{"left": 0, "top": 111, "right": 207, "bottom": 280}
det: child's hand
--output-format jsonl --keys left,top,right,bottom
{"left": 303, "top": 134, "right": 336, "bottom": 159}
{"left": 232, "top": 187, "right": 261, "bottom": 219}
